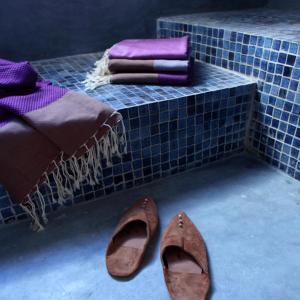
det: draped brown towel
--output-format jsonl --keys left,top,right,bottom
{"left": 0, "top": 59, "right": 127, "bottom": 231}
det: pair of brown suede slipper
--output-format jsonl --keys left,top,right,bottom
{"left": 106, "top": 197, "right": 210, "bottom": 300}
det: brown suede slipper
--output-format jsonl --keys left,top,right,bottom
{"left": 160, "top": 212, "right": 210, "bottom": 300}
{"left": 106, "top": 197, "right": 158, "bottom": 277}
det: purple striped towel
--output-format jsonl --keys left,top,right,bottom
{"left": 84, "top": 36, "right": 191, "bottom": 89}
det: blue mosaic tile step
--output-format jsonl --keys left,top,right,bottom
{"left": 157, "top": 9, "right": 300, "bottom": 181}
{"left": 158, "top": 9, "right": 300, "bottom": 43}
{"left": 31, "top": 53, "right": 253, "bottom": 110}
{"left": 0, "top": 53, "right": 255, "bottom": 226}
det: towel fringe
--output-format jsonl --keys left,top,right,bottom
{"left": 20, "top": 197, "right": 44, "bottom": 232}
{"left": 83, "top": 49, "right": 111, "bottom": 90}
{"left": 44, "top": 172, "right": 56, "bottom": 203}
{"left": 22, "top": 116, "right": 127, "bottom": 230}
{"left": 35, "top": 185, "right": 48, "bottom": 224}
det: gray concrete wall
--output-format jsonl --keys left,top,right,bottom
{"left": 0, "top": 0, "right": 267, "bottom": 61}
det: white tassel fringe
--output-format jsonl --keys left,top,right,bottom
{"left": 83, "top": 49, "right": 112, "bottom": 90}
{"left": 22, "top": 115, "right": 127, "bottom": 231}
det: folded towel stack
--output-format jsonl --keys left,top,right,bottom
{"left": 84, "top": 36, "right": 191, "bottom": 89}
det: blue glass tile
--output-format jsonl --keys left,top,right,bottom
{"left": 289, "top": 43, "right": 298, "bottom": 54}
{"left": 281, "top": 41, "right": 290, "bottom": 52}
{"left": 250, "top": 35, "right": 258, "bottom": 45}
{"left": 264, "top": 38, "right": 273, "bottom": 49}
{"left": 278, "top": 53, "right": 287, "bottom": 64}
{"left": 272, "top": 40, "right": 281, "bottom": 51}
{"left": 287, "top": 55, "right": 296, "bottom": 66}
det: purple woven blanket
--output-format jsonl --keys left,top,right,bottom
{"left": 84, "top": 36, "right": 191, "bottom": 89}
{"left": 0, "top": 59, "right": 126, "bottom": 230}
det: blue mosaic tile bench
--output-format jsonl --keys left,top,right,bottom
{"left": 158, "top": 8, "right": 300, "bottom": 181}
{"left": 31, "top": 53, "right": 253, "bottom": 110}
{"left": 0, "top": 53, "right": 255, "bottom": 225}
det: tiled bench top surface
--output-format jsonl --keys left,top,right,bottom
{"left": 32, "top": 53, "right": 254, "bottom": 111}
{"left": 158, "top": 9, "right": 300, "bottom": 44}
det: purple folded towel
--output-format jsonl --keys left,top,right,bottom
{"left": 84, "top": 36, "right": 191, "bottom": 89}
{"left": 108, "top": 36, "right": 189, "bottom": 60}
{"left": 0, "top": 59, "right": 38, "bottom": 90}
{"left": 108, "top": 73, "right": 190, "bottom": 85}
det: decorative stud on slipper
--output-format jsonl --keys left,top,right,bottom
{"left": 106, "top": 197, "right": 158, "bottom": 277}
{"left": 160, "top": 212, "right": 210, "bottom": 300}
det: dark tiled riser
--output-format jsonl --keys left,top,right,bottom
{"left": 157, "top": 20, "right": 300, "bottom": 181}
{"left": 0, "top": 86, "right": 253, "bottom": 225}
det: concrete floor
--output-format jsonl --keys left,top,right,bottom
{"left": 0, "top": 154, "right": 300, "bottom": 300}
